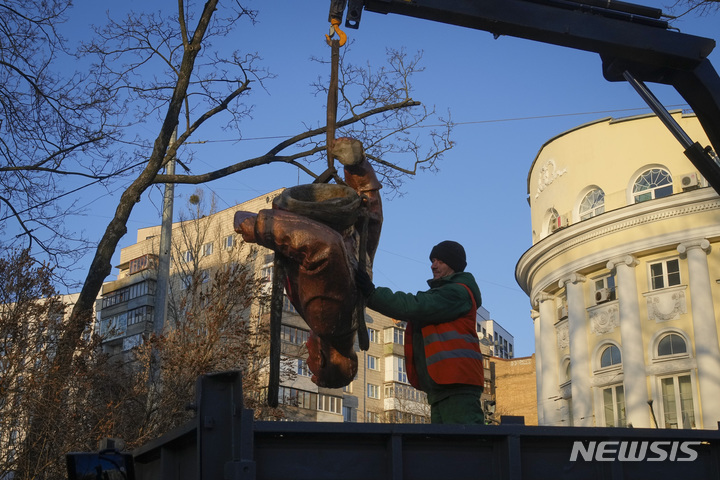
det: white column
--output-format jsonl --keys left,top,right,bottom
{"left": 534, "top": 293, "right": 562, "bottom": 426}
{"left": 559, "top": 274, "right": 592, "bottom": 426}
{"left": 678, "top": 239, "right": 720, "bottom": 429}
{"left": 531, "top": 310, "right": 544, "bottom": 425}
{"left": 607, "top": 255, "right": 650, "bottom": 428}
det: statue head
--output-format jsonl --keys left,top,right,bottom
{"left": 306, "top": 333, "right": 358, "bottom": 388}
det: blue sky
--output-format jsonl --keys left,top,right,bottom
{"left": 52, "top": 1, "right": 720, "bottom": 357}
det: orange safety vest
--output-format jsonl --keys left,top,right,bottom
{"left": 404, "top": 284, "right": 484, "bottom": 390}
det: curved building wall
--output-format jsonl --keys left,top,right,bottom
{"left": 516, "top": 111, "right": 720, "bottom": 429}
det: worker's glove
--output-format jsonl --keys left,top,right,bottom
{"left": 354, "top": 268, "right": 375, "bottom": 298}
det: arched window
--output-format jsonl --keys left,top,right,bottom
{"left": 600, "top": 344, "right": 622, "bottom": 368}
{"left": 547, "top": 209, "right": 560, "bottom": 234}
{"left": 633, "top": 168, "right": 673, "bottom": 203}
{"left": 658, "top": 333, "right": 687, "bottom": 357}
{"left": 579, "top": 188, "right": 605, "bottom": 220}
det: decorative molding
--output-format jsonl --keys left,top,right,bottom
{"left": 535, "top": 159, "right": 567, "bottom": 199}
{"left": 643, "top": 285, "right": 688, "bottom": 323}
{"left": 558, "top": 273, "right": 586, "bottom": 288}
{"left": 591, "top": 368, "right": 624, "bottom": 388}
{"left": 677, "top": 238, "right": 711, "bottom": 256}
{"left": 589, "top": 303, "right": 620, "bottom": 335}
{"left": 517, "top": 190, "right": 720, "bottom": 296}
{"left": 646, "top": 357, "right": 696, "bottom": 376}
{"left": 557, "top": 320, "right": 569, "bottom": 350}
{"left": 607, "top": 255, "right": 638, "bottom": 271}
{"left": 533, "top": 292, "right": 555, "bottom": 308}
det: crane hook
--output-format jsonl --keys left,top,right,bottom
{"left": 325, "top": 18, "right": 347, "bottom": 46}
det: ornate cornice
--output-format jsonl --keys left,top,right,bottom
{"left": 517, "top": 188, "right": 720, "bottom": 297}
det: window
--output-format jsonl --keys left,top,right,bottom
{"left": 367, "top": 383, "right": 380, "bottom": 399}
{"left": 394, "top": 357, "right": 408, "bottom": 383}
{"left": 658, "top": 333, "right": 687, "bottom": 357}
{"left": 600, "top": 345, "right": 621, "bottom": 368}
{"left": 367, "top": 328, "right": 379, "bottom": 344}
{"left": 385, "top": 327, "right": 404, "bottom": 345}
{"left": 101, "top": 280, "right": 156, "bottom": 308}
{"left": 318, "top": 394, "right": 342, "bottom": 413}
{"left": 579, "top": 188, "right": 605, "bottom": 220}
{"left": 385, "top": 383, "right": 426, "bottom": 403}
{"left": 278, "top": 387, "right": 315, "bottom": 409}
{"left": 547, "top": 209, "right": 560, "bottom": 233}
{"left": 297, "top": 358, "right": 311, "bottom": 377}
{"left": 661, "top": 374, "right": 695, "bottom": 429}
{"left": 127, "top": 305, "right": 153, "bottom": 326}
{"left": 281, "top": 325, "right": 310, "bottom": 345}
{"left": 223, "top": 234, "right": 235, "bottom": 249}
{"left": 202, "top": 242, "right": 214, "bottom": 257}
{"left": 366, "top": 411, "right": 381, "bottom": 423}
{"left": 650, "top": 259, "right": 681, "bottom": 290}
{"left": 343, "top": 406, "right": 353, "bottom": 422}
{"left": 633, "top": 168, "right": 673, "bottom": 203}
{"left": 367, "top": 355, "right": 379, "bottom": 371}
{"left": 594, "top": 275, "right": 616, "bottom": 301}
{"left": 603, "top": 384, "right": 627, "bottom": 427}
{"left": 342, "top": 383, "right": 352, "bottom": 394}
{"left": 283, "top": 296, "right": 298, "bottom": 314}
{"left": 183, "top": 250, "right": 193, "bottom": 263}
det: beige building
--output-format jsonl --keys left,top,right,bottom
{"left": 516, "top": 111, "right": 720, "bottom": 429}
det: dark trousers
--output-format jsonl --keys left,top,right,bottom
{"left": 430, "top": 394, "right": 485, "bottom": 424}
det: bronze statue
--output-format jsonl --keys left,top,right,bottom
{"left": 234, "top": 138, "right": 382, "bottom": 388}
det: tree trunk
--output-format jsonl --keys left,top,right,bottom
{"left": 17, "top": 1, "right": 220, "bottom": 476}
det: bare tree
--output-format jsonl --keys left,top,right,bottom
{"left": 0, "top": 1, "right": 122, "bottom": 271}
{"left": 669, "top": 0, "right": 720, "bottom": 17}
{"left": 15, "top": 0, "right": 453, "bottom": 467}
{"left": 0, "top": 250, "right": 116, "bottom": 479}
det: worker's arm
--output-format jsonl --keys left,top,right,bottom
{"left": 366, "top": 283, "right": 472, "bottom": 326}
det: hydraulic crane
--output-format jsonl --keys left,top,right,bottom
{"left": 330, "top": 0, "right": 720, "bottom": 194}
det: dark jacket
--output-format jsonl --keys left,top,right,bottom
{"left": 366, "top": 271, "right": 484, "bottom": 404}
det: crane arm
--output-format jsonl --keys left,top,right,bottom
{"left": 332, "top": 0, "right": 720, "bottom": 192}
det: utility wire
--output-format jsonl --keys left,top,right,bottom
{"left": 1, "top": 104, "right": 689, "bottom": 224}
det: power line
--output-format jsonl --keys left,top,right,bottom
{"left": 187, "top": 104, "right": 689, "bottom": 143}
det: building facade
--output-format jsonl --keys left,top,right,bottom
{"left": 491, "top": 355, "right": 538, "bottom": 425}
{"left": 98, "top": 189, "right": 500, "bottom": 424}
{"left": 477, "top": 306, "right": 515, "bottom": 360}
{"left": 516, "top": 111, "right": 720, "bottom": 429}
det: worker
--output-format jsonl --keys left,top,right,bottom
{"left": 234, "top": 137, "right": 382, "bottom": 389}
{"left": 355, "top": 241, "right": 485, "bottom": 424}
